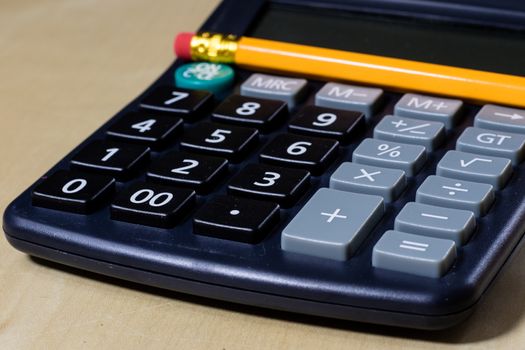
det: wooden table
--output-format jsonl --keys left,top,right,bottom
{"left": 2, "top": 1, "right": 525, "bottom": 348}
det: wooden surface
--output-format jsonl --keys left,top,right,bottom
{"left": 2, "top": 1, "right": 525, "bottom": 348}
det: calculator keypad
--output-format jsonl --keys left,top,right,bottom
{"left": 147, "top": 151, "right": 228, "bottom": 193}
{"left": 111, "top": 182, "right": 195, "bottom": 228}
{"left": 193, "top": 195, "right": 280, "bottom": 243}
{"left": 26, "top": 68, "right": 525, "bottom": 282}
{"left": 180, "top": 122, "right": 259, "bottom": 161}
{"left": 71, "top": 140, "right": 150, "bottom": 180}
{"left": 259, "top": 133, "right": 339, "bottom": 174}
{"left": 227, "top": 163, "right": 310, "bottom": 207}
{"left": 107, "top": 112, "right": 183, "bottom": 149}
{"left": 32, "top": 170, "right": 115, "bottom": 214}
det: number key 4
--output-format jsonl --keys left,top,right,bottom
{"left": 107, "top": 112, "right": 183, "bottom": 149}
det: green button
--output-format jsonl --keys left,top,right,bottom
{"left": 175, "top": 62, "right": 234, "bottom": 94}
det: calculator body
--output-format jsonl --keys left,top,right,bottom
{"left": 4, "top": 0, "right": 525, "bottom": 330}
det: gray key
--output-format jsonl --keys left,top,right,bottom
{"left": 240, "top": 73, "right": 307, "bottom": 109}
{"left": 395, "top": 202, "right": 476, "bottom": 245}
{"left": 416, "top": 175, "right": 494, "bottom": 217}
{"left": 352, "top": 138, "right": 426, "bottom": 176}
{"left": 456, "top": 127, "right": 525, "bottom": 164}
{"left": 315, "top": 82, "right": 383, "bottom": 119}
{"left": 394, "top": 93, "right": 463, "bottom": 129}
{"left": 436, "top": 150, "right": 512, "bottom": 189}
{"left": 373, "top": 115, "right": 445, "bottom": 151}
{"left": 330, "top": 162, "right": 406, "bottom": 202}
{"left": 281, "top": 188, "right": 384, "bottom": 261}
{"left": 475, "top": 104, "right": 525, "bottom": 134}
{"left": 372, "top": 230, "right": 456, "bottom": 278}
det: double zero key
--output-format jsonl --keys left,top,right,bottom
{"left": 260, "top": 133, "right": 339, "bottom": 175}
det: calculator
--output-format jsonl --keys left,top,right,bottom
{"left": 4, "top": 0, "right": 525, "bottom": 330}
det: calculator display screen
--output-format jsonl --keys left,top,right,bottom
{"left": 249, "top": 5, "right": 525, "bottom": 77}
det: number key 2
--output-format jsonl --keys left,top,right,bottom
{"left": 71, "top": 140, "right": 150, "bottom": 180}
{"left": 111, "top": 182, "right": 196, "bottom": 228}
{"left": 107, "top": 112, "right": 183, "bottom": 149}
{"left": 289, "top": 105, "right": 364, "bottom": 143}
{"left": 140, "top": 86, "right": 213, "bottom": 121}
{"left": 32, "top": 170, "right": 115, "bottom": 214}
{"left": 212, "top": 94, "right": 287, "bottom": 131}
{"left": 227, "top": 164, "right": 310, "bottom": 207}
{"left": 180, "top": 122, "right": 259, "bottom": 162}
{"left": 147, "top": 151, "right": 228, "bottom": 193}
{"left": 260, "top": 133, "right": 339, "bottom": 174}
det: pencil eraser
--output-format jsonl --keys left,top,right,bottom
{"left": 174, "top": 32, "right": 195, "bottom": 59}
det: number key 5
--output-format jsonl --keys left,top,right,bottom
{"left": 180, "top": 122, "right": 259, "bottom": 162}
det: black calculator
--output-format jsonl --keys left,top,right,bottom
{"left": 5, "top": 0, "right": 525, "bottom": 330}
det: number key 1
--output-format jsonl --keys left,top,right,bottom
{"left": 71, "top": 140, "right": 150, "bottom": 180}
{"left": 147, "top": 151, "right": 228, "bottom": 193}
{"left": 289, "top": 105, "right": 364, "bottom": 142}
{"left": 227, "top": 164, "right": 310, "bottom": 207}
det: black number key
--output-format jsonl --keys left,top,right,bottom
{"left": 212, "top": 95, "right": 287, "bottom": 131}
{"left": 147, "top": 151, "right": 228, "bottom": 193}
{"left": 32, "top": 170, "right": 115, "bottom": 214}
{"left": 107, "top": 112, "right": 183, "bottom": 149}
{"left": 193, "top": 195, "right": 280, "bottom": 243}
{"left": 259, "top": 133, "right": 339, "bottom": 175}
{"left": 111, "top": 182, "right": 195, "bottom": 228}
{"left": 139, "top": 86, "right": 213, "bottom": 121}
{"left": 71, "top": 140, "right": 150, "bottom": 180}
{"left": 227, "top": 164, "right": 310, "bottom": 207}
{"left": 180, "top": 122, "right": 258, "bottom": 162}
{"left": 288, "top": 105, "right": 364, "bottom": 143}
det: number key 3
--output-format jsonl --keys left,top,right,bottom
{"left": 227, "top": 164, "right": 310, "bottom": 207}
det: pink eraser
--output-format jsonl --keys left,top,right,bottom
{"left": 174, "top": 32, "right": 195, "bottom": 59}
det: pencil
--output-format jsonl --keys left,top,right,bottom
{"left": 174, "top": 32, "right": 525, "bottom": 108}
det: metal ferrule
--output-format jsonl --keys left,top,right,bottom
{"left": 190, "top": 32, "right": 239, "bottom": 63}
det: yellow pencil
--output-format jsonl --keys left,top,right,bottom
{"left": 174, "top": 32, "right": 525, "bottom": 108}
